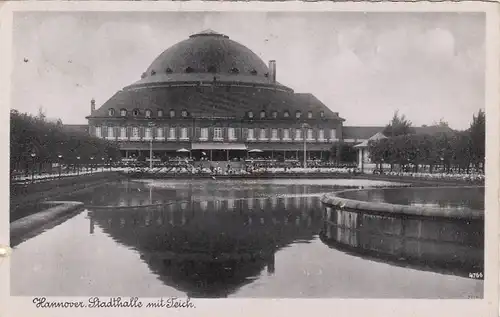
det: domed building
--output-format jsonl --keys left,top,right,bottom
{"left": 86, "top": 30, "right": 350, "bottom": 164}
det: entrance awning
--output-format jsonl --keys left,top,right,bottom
{"left": 191, "top": 143, "right": 247, "bottom": 150}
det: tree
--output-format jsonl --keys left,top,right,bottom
{"left": 433, "top": 118, "right": 449, "bottom": 128}
{"left": 468, "top": 109, "right": 485, "bottom": 171}
{"left": 383, "top": 110, "right": 415, "bottom": 137}
{"left": 10, "top": 109, "right": 121, "bottom": 179}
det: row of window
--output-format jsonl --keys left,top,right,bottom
{"left": 109, "top": 108, "right": 188, "bottom": 118}
{"left": 107, "top": 108, "right": 325, "bottom": 119}
{"left": 141, "top": 66, "right": 264, "bottom": 79}
{"left": 247, "top": 110, "right": 325, "bottom": 119}
{"left": 94, "top": 126, "right": 337, "bottom": 141}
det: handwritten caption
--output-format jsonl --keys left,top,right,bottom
{"left": 33, "top": 297, "right": 196, "bottom": 309}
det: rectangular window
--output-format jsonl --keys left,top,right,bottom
{"left": 295, "top": 129, "right": 302, "bottom": 140}
{"left": 95, "top": 126, "right": 102, "bottom": 138}
{"left": 318, "top": 129, "right": 325, "bottom": 141}
{"left": 132, "top": 127, "right": 139, "bottom": 139}
{"left": 307, "top": 128, "right": 314, "bottom": 140}
{"left": 169, "top": 127, "right": 176, "bottom": 140}
{"left": 271, "top": 128, "right": 278, "bottom": 140}
{"left": 107, "top": 127, "right": 114, "bottom": 138}
{"left": 247, "top": 128, "right": 255, "bottom": 140}
{"left": 180, "top": 127, "right": 188, "bottom": 140}
{"left": 259, "top": 128, "right": 267, "bottom": 140}
{"left": 214, "top": 128, "right": 223, "bottom": 140}
{"left": 144, "top": 127, "right": 152, "bottom": 140}
{"left": 330, "top": 129, "right": 337, "bottom": 140}
{"left": 200, "top": 128, "right": 208, "bottom": 140}
{"left": 228, "top": 128, "right": 236, "bottom": 140}
{"left": 120, "top": 127, "right": 127, "bottom": 139}
{"left": 156, "top": 127, "right": 164, "bottom": 138}
{"left": 283, "top": 129, "right": 290, "bottom": 140}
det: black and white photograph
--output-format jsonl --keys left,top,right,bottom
{"left": 1, "top": 2, "right": 499, "bottom": 317}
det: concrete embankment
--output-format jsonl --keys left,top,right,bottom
{"left": 10, "top": 171, "right": 125, "bottom": 220}
{"left": 10, "top": 201, "right": 84, "bottom": 246}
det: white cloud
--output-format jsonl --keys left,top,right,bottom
{"left": 11, "top": 12, "right": 485, "bottom": 129}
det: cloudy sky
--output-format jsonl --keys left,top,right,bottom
{"left": 11, "top": 11, "right": 485, "bottom": 129}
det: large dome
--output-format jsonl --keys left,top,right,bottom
{"left": 127, "top": 30, "right": 280, "bottom": 89}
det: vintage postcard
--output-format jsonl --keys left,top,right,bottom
{"left": 0, "top": 1, "right": 498, "bottom": 317}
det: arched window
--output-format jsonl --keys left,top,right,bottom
{"left": 166, "top": 68, "right": 173, "bottom": 74}
{"left": 108, "top": 108, "right": 115, "bottom": 116}
{"left": 158, "top": 109, "right": 164, "bottom": 117}
{"left": 145, "top": 109, "right": 152, "bottom": 118}
{"left": 264, "top": 72, "right": 269, "bottom": 78}
{"left": 307, "top": 111, "right": 313, "bottom": 119}
{"left": 120, "top": 109, "right": 127, "bottom": 117}
{"left": 260, "top": 110, "right": 266, "bottom": 118}
{"left": 250, "top": 69, "right": 258, "bottom": 75}
{"left": 181, "top": 110, "right": 188, "bottom": 117}
{"left": 283, "top": 111, "right": 290, "bottom": 118}
{"left": 230, "top": 67, "right": 239, "bottom": 74}
{"left": 207, "top": 66, "right": 217, "bottom": 73}
{"left": 248, "top": 111, "right": 254, "bottom": 119}
{"left": 150, "top": 70, "right": 156, "bottom": 76}
{"left": 295, "top": 111, "right": 302, "bottom": 119}
{"left": 185, "top": 67, "right": 194, "bottom": 73}
{"left": 169, "top": 109, "right": 175, "bottom": 117}
{"left": 133, "top": 109, "right": 140, "bottom": 116}
{"left": 272, "top": 111, "right": 278, "bottom": 118}
{"left": 320, "top": 111, "right": 325, "bottom": 118}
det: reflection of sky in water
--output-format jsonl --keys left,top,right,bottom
{"left": 55, "top": 178, "right": 407, "bottom": 208}
{"left": 339, "top": 187, "right": 484, "bottom": 210}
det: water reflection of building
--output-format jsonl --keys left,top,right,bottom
{"left": 87, "top": 195, "right": 322, "bottom": 297}
{"left": 320, "top": 206, "right": 484, "bottom": 278}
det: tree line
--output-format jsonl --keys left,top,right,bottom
{"left": 367, "top": 110, "right": 485, "bottom": 173}
{"left": 10, "top": 109, "right": 121, "bottom": 177}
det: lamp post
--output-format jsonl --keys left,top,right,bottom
{"left": 76, "top": 156, "right": 81, "bottom": 175}
{"left": 148, "top": 122, "right": 155, "bottom": 169}
{"left": 90, "top": 157, "right": 94, "bottom": 174}
{"left": 57, "top": 154, "right": 63, "bottom": 177}
{"left": 301, "top": 123, "right": 310, "bottom": 168}
{"left": 30, "top": 153, "right": 36, "bottom": 182}
{"left": 101, "top": 157, "right": 105, "bottom": 172}
{"left": 109, "top": 157, "right": 113, "bottom": 171}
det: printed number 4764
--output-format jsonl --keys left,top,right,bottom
{"left": 469, "top": 272, "right": 483, "bottom": 279}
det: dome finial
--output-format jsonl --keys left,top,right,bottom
{"left": 190, "top": 29, "right": 228, "bottom": 38}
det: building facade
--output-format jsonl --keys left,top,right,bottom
{"left": 85, "top": 30, "right": 378, "bottom": 164}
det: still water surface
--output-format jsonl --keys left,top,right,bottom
{"left": 338, "top": 186, "right": 485, "bottom": 210}
{"left": 11, "top": 179, "right": 483, "bottom": 298}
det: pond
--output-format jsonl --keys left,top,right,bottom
{"left": 337, "top": 186, "right": 484, "bottom": 211}
{"left": 10, "top": 179, "right": 483, "bottom": 298}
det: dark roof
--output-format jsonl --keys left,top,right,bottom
{"left": 90, "top": 85, "right": 341, "bottom": 120}
{"left": 63, "top": 124, "right": 89, "bottom": 134}
{"left": 342, "top": 126, "right": 383, "bottom": 140}
{"left": 414, "top": 125, "right": 455, "bottom": 135}
{"left": 294, "top": 93, "right": 344, "bottom": 121}
{"left": 342, "top": 125, "right": 455, "bottom": 140}
{"left": 133, "top": 30, "right": 272, "bottom": 88}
